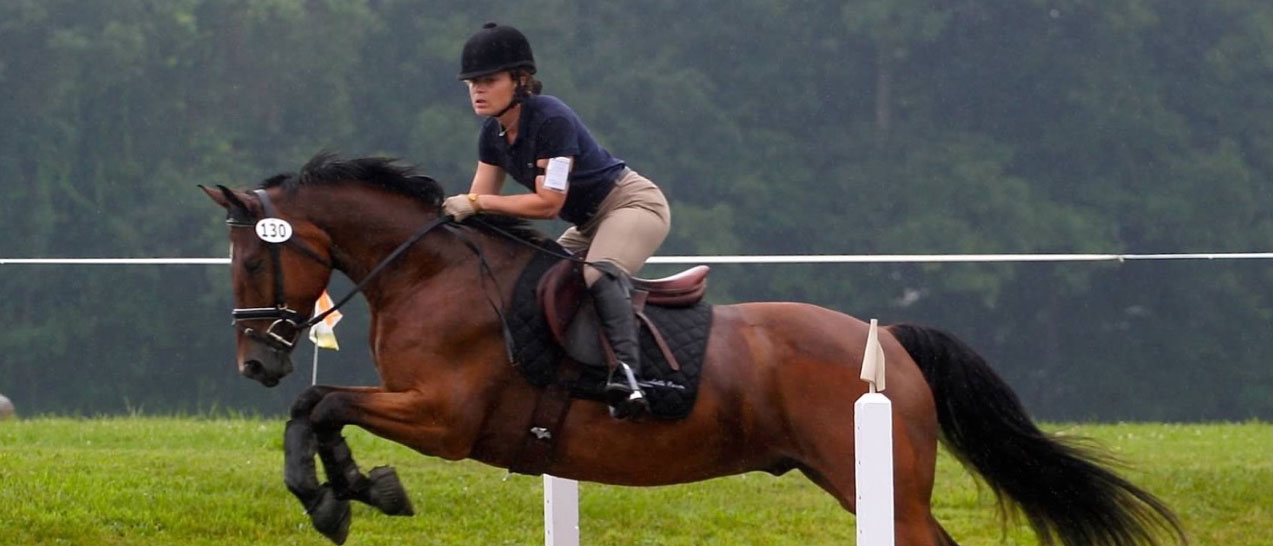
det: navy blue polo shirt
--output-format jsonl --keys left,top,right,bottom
{"left": 478, "top": 95, "right": 626, "bottom": 226}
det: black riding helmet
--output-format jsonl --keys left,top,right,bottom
{"left": 458, "top": 22, "right": 535, "bottom": 80}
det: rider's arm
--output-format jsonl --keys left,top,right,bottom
{"left": 470, "top": 156, "right": 570, "bottom": 220}
{"left": 468, "top": 161, "right": 505, "bottom": 195}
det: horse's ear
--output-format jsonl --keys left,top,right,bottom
{"left": 218, "top": 185, "right": 251, "bottom": 212}
{"left": 198, "top": 184, "right": 225, "bottom": 208}
{"left": 200, "top": 184, "right": 250, "bottom": 211}
{"left": 200, "top": 185, "right": 255, "bottom": 227}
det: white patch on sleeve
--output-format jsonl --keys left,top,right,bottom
{"left": 543, "top": 157, "right": 571, "bottom": 193}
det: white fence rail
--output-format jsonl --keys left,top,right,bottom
{"left": 5, "top": 252, "right": 1273, "bottom": 266}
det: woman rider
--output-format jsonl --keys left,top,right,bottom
{"left": 442, "top": 23, "right": 671, "bottom": 419}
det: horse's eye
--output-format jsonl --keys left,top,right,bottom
{"left": 244, "top": 257, "right": 265, "bottom": 274}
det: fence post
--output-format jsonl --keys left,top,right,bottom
{"left": 544, "top": 475, "right": 579, "bottom": 546}
{"left": 855, "top": 319, "right": 894, "bottom": 546}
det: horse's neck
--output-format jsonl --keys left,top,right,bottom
{"left": 303, "top": 190, "right": 455, "bottom": 296}
{"left": 307, "top": 191, "right": 528, "bottom": 314}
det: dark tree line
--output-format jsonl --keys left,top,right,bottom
{"left": 2, "top": 0, "right": 1272, "bottom": 419}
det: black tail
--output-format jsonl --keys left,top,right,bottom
{"left": 888, "top": 323, "right": 1187, "bottom": 546}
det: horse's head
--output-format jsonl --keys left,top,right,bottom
{"left": 201, "top": 184, "right": 333, "bottom": 387}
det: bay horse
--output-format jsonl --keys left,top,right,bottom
{"left": 201, "top": 154, "right": 1185, "bottom": 546}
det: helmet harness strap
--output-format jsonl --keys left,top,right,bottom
{"left": 491, "top": 72, "right": 528, "bottom": 129}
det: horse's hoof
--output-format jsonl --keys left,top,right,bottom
{"left": 367, "top": 466, "right": 415, "bottom": 516}
{"left": 309, "top": 485, "right": 352, "bottom": 545}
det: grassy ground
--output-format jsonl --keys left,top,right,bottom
{"left": 0, "top": 418, "right": 1269, "bottom": 545}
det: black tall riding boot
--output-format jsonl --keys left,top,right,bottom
{"left": 589, "top": 268, "right": 648, "bottom": 419}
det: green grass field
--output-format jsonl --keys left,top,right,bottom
{"left": 0, "top": 418, "right": 1269, "bottom": 545}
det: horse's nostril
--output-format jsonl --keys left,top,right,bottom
{"left": 243, "top": 360, "right": 263, "bottom": 377}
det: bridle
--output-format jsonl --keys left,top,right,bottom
{"left": 227, "top": 189, "right": 451, "bottom": 353}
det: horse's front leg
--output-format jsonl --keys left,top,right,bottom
{"left": 283, "top": 413, "right": 350, "bottom": 544}
{"left": 315, "top": 420, "right": 415, "bottom": 516}
{"left": 284, "top": 386, "right": 414, "bottom": 545}
{"left": 287, "top": 381, "right": 491, "bottom": 542}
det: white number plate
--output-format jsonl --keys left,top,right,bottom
{"left": 255, "top": 218, "right": 293, "bottom": 243}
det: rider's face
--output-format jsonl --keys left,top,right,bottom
{"left": 466, "top": 71, "right": 516, "bottom": 116}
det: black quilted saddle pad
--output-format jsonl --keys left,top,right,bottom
{"left": 506, "top": 249, "right": 712, "bottom": 420}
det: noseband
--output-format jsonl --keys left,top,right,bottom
{"left": 227, "top": 189, "right": 451, "bottom": 353}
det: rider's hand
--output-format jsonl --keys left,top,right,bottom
{"left": 443, "top": 193, "right": 479, "bottom": 221}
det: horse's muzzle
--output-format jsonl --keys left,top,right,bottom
{"left": 241, "top": 359, "right": 282, "bottom": 387}
{"left": 240, "top": 341, "right": 294, "bottom": 388}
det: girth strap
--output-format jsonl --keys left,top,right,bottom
{"left": 508, "top": 359, "right": 583, "bottom": 476}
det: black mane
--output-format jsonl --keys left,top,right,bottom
{"left": 258, "top": 152, "right": 445, "bottom": 206}
{"left": 260, "top": 152, "right": 550, "bottom": 245}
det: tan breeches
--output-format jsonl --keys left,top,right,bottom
{"left": 557, "top": 169, "right": 671, "bottom": 286}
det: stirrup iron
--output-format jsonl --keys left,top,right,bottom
{"left": 607, "top": 362, "right": 647, "bottom": 419}
{"left": 618, "top": 362, "right": 643, "bottom": 400}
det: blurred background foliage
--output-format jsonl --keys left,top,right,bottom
{"left": 2, "top": 0, "right": 1273, "bottom": 420}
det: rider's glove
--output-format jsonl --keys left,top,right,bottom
{"left": 443, "top": 193, "right": 480, "bottom": 221}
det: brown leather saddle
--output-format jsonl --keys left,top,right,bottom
{"left": 535, "top": 260, "right": 709, "bottom": 371}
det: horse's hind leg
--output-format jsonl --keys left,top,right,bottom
{"left": 796, "top": 421, "right": 955, "bottom": 546}
{"left": 799, "top": 466, "right": 954, "bottom": 546}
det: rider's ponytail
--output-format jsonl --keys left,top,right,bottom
{"left": 512, "top": 68, "right": 543, "bottom": 96}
